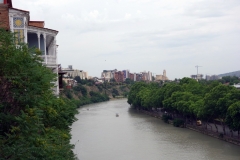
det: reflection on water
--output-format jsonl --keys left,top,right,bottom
{"left": 71, "top": 99, "right": 240, "bottom": 160}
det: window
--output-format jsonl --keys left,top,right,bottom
{"left": 14, "top": 29, "right": 24, "bottom": 44}
{"left": 0, "top": 0, "right": 4, "bottom": 3}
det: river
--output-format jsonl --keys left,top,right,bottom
{"left": 71, "top": 99, "right": 240, "bottom": 160}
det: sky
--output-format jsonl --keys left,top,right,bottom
{"left": 13, "top": 0, "right": 240, "bottom": 80}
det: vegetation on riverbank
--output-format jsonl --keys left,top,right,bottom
{"left": 0, "top": 29, "right": 78, "bottom": 159}
{"left": 128, "top": 78, "right": 240, "bottom": 137}
{"left": 62, "top": 78, "right": 131, "bottom": 107}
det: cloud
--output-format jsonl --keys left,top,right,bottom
{"left": 89, "top": 10, "right": 99, "bottom": 19}
{"left": 125, "top": 13, "right": 132, "bottom": 19}
{"left": 12, "top": 0, "right": 240, "bottom": 79}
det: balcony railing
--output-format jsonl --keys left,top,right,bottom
{"left": 40, "top": 55, "right": 57, "bottom": 65}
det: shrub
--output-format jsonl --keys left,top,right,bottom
{"left": 173, "top": 119, "right": 185, "bottom": 127}
{"left": 66, "top": 90, "right": 73, "bottom": 99}
{"left": 112, "top": 88, "right": 119, "bottom": 96}
{"left": 73, "top": 84, "right": 87, "bottom": 96}
{"left": 162, "top": 115, "right": 172, "bottom": 123}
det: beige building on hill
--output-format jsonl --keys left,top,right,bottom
{"left": 155, "top": 70, "right": 169, "bottom": 81}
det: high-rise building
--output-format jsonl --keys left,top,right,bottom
{"left": 122, "top": 70, "right": 130, "bottom": 80}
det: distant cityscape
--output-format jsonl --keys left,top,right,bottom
{"left": 61, "top": 64, "right": 240, "bottom": 85}
{"left": 60, "top": 65, "right": 169, "bottom": 83}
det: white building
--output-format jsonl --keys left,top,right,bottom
{"left": 2, "top": 0, "right": 59, "bottom": 95}
{"left": 101, "top": 69, "right": 117, "bottom": 82}
{"left": 62, "top": 65, "right": 88, "bottom": 80}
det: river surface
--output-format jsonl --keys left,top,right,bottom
{"left": 71, "top": 99, "right": 240, "bottom": 160}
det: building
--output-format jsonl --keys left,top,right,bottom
{"left": 62, "top": 65, "right": 88, "bottom": 79}
{"left": 101, "top": 69, "right": 117, "bottom": 82}
{"left": 0, "top": 0, "right": 59, "bottom": 95}
{"left": 155, "top": 70, "right": 169, "bottom": 81}
{"left": 129, "top": 73, "right": 134, "bottom": 81}
{"left": 141, "top": 71, "right": 152, "bottom": 82}
{"left": 114, "top": 71, "right": 124, "bottom": 82}
{"left": 206, "top": 75, "right": 219, "bottom": 81}
{"left": 122, "top": 70, "right": 130, "bottom": 80}
{"left": 58, "top": 64, "right": 66, "bottom": 91}
{"left": 233, "top": 83, "right": 240, "bottom": 90}
{"left": 191, "top": 74, "right": 203, "bottom": 80}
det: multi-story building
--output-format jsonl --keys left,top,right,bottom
{"left": 0, "top": 0, "right": 59, "bottom": 95}
{"left": 206, "top": 75, "right": 219, "bottom": 81}
{"left": 62, "top": 65, "right": 88, "bottom": 79}
{"left": 122, "top": 70, "right": 130, "bottom": 80}
{"left": 129, "top": 73, "right": 134, "bottom": 81}
{"left": 101, "top": 69, "right": 117, "bottom": 82}
{"left": 191, "top": 74, "right": 203, "bottom": 80}
{"left": 114, "top": 71, "right": 124, "bottom": 82}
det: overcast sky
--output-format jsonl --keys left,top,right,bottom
{"left": 13, "top": 0, "right": 240, "bottom": 79}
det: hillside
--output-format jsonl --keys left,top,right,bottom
{"left": 61, "top": 81, "right": 130, "bottom": 107}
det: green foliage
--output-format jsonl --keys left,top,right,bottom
{"left": 162, "top": 115, "right": 172, "bottom": 123}
{"left": 221, "top": 76, "right": 240, "bottom": 84}
{"left": 173, "top": 119, "right": 185, "bottom": 127}
{"left": 0, "top": 29, "right": 77, "bottom": 159}
{"left": 128, "top": 76, "right": 240, "bottom": 131}
{"left": 97, "top": 85, "right": 103, "bottom": 92}
{"left": 73, "top": 84, "right": 87, "bottom": 96}
{"left": 124, "top": 78, "right": 134, "bottom": 84}
{"left": 65, "top": 90, "right": 73, "bottom": 99}
{"left": 89, "top": 91, "right": 109, "bottom": 103}
{"left": 226, "top": 101, "right": 240, "bottom": 132}
{"left": 112, "top": 88, "right": 119, "bottom": 96}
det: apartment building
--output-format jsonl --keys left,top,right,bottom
{"left": 114, "top": 71, "right": 124, "bottom": 82}
{"left": 123, "top": 70, "right": 130, "bottom": 81}
{"left": 101, "top": 69, "right": 117, "bottom": 82}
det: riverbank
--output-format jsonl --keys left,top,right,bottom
{"left": 136, "top": 109, "right": 240, "bottom": 147}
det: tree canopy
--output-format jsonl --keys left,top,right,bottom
{"left": 0, "top": 28, "right": 78, "bottom": 159}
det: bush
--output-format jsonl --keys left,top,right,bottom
{"left": 73, "top": 84, "right": 87, "bottom": 96}
{"left": 97, "top": 85, "right": 103, "bottom": 92}
{"left": 162, "top": 115, "right": 172, "bottom": 123}
{"left": 112, "top": 88, "right": 119, "bottom": 96}
{"left": 66, "top": 90, "right": 73, "bottom": 99}
{"left": 173, "top": 119, "right": 185, "bottom": 127}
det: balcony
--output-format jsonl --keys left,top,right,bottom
{"left": 40, "top": 55, "right": 57, "bottom": 67}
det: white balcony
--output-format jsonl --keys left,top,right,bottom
{"left": 40, "top": 55, "right": 57, "bottom": 67}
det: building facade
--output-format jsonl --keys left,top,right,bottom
{"left": 62, "top": 65, "right": 88, "bottom": 80}
{"left": 101, "top": 69, "right": 117, "bottom": 82}
{"left": 155, "top": 70, "right": 168, "bottom": 81}
{"left": 0, "top": 0, "right": 59, "bottom": 95}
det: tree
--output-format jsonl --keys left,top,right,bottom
{"left": 0, "top": 28, "right": 77, "bottom": 159}
{"left": 226, "top": 102, "right": 240, "bottom": 138}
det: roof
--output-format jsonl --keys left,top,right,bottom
{"left": 28, "top": 25, "right": 59, "bottom": 33}
{"left": 29, "top": 21, "right": 45, "bottom": 28}
{"left": 233, "top": 84, "right": 240, "bottom": 88}
{"left": 10, "top": 7, "right": 29, "bottom": 13}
